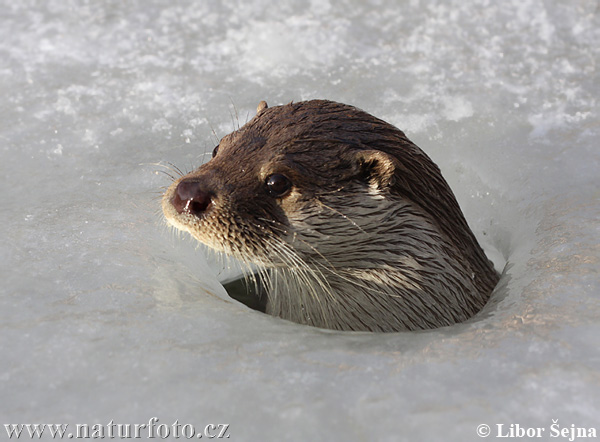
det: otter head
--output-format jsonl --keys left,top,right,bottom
{"left": 162, "top": 100, "right": 402, "bottom": 266}
{"left": 162, "top": 100, "right": 499, "bottom": 331}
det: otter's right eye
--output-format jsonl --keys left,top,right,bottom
{"left": 212, "top": 145, "right": 219, "bottom": 158}
{"left": 265, "top": 173, "right": 292, "bottom": 197}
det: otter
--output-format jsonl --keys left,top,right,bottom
{"left": 162, "top": 100, "right": 499, "bottom": 332}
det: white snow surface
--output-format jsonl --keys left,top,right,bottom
{"left": 1, "top": 0, "right": 598, "bottom": 440}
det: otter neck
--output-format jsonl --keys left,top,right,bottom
{"left": 262, "top": 198, "right": 489, "bottom": 332}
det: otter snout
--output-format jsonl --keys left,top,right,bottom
{"left": 172, "top": 180, "right": 212, "bottom": 217}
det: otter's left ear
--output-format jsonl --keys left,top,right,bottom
{"left": 354, "top": 150, "right": 398, "bottom": 189}
{"left": 257, "top": 101, "right": 268, "bottom": 114}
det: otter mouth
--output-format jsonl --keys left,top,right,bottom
{"left": 162, "top": 177, "right": 276, "bottom": 266}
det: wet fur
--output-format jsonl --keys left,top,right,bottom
{"left": 162, "top": 100, "right": 499, "bottom": 332}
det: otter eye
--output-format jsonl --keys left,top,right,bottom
{"left": 212, "top": 145, "right": 219, "bottom": 158}
{"left": 265, "top": 173, "right": 292, "bottom": 197}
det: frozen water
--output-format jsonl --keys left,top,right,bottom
{"left": 1, "top": 0, "right": 598, "bottom": 440}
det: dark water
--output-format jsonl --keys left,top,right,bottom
{"left": 223, "top": 277, "right": 267, "bottom": 313}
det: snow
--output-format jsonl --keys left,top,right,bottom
{"left": 1, "top": 0, "right": 598, "bottom": 440}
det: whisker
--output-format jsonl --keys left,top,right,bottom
{"left": 228, "top": 106, "right": 236, "bottom": 132}
{"left": 208, "top": 122, "right": 220, "bottom": 146}
{"left": 141, "top": 162, "right": 185, "bottom": 182}
{"left": 317, "top": 200, "right": 367, "bottom": 235}
{"left": 257, "top": 217, "right": 337, "bottom": 275}
{"left": 229, "top": 96, "right": 240, "bottom": 130}
{"left": 267, "top": 237, "right": 337, "bottom": 328}
{"left": 166, "top": 162, "right": 185, "bottom": 177}
{"left": 156, "top": 170, "right": 177, "bottom": 181}
{"left": 257, "top": 216, "right": 396, "bottom": 300}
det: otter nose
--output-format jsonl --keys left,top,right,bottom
{"left": 172, "top": 180, "right": 212, "bottom": 216}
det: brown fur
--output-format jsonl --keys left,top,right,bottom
{"left": 162, "top": 100, "right": 499, "bottom": 332}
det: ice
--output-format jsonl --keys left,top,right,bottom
{"left": 1, "top": 0, "right": 598, "bottom": 440}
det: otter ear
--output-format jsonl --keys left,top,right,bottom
{"left": 354, "top": 150, "right": 397, "bottom": 189}
{"left": 257, "top": 100, "right": 268, "bottom": 114}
